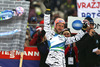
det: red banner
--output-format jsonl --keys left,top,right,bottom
{"left": 0, "top": 47, "right": 40, "bottom": 60}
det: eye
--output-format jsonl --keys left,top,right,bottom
{"left": 63, "top": 33, "right": 70, "bottom": 35}
{"left": 62, "top": 26, "right": 64, "bottom": 27}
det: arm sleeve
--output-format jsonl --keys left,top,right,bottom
{"left": 37, "top": 40, "right": 49, "bottom": 54}
{"left": 44, "top": 14, "right": 54, "bottom": 40}
{"left": 65, "top": 46, "right": 70, "bottom": 55}
{"left": 76, "top": 34, "right": 92, "bottom": 50}
{"left": 65, "top": 30, "right": 86, "bottom": 45}
{"left": 99, "top": 37, "right": 100, "bottom": 49}
{"left": 73, "top": 46, "right": 78, "bottom": 62}
{"left": 29, "top": 33, "right": 38, "bottom": 46}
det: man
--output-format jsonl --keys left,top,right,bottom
{"left": 76, "top": 16, "right": 100, "bottom": 67}
{"left": 29, "top": 17, "right": 37, "bottom": 38}
{"left": 43, "top": 7, "right": 88, "bottom": 67}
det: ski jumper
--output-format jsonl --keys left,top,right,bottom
{"left": 44, "top": 14, "right": 86, "bottom": 67}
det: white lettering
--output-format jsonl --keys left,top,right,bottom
{"left": 0, "top": 50, "right": 40, "bottom": 58}
{"left": 16, "top": 51, "right": 21, "bottom": 55}
{"left": 2, "top": 51, "right": 4, "bottom": 55}
{"left": 34, "top": 52, "right": 39, "bottom": 56}
{"left": 5, "top": 51, "right": 9, "bottom": 55}
{"left": 24, "top": 51, "right": 27, "bottom": 56}
{"left": 28, "top": 51, "right": 33, "bottom": 56}
{"left": 10, "top": 50, "right": 15, "bottom": 58}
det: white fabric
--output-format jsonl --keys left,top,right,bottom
{"left": 46, "top": 51, "right": 66, "bottom": 67}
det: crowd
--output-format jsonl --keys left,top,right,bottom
{"left": 23, "top": 0, "right": 100, "bottom": 67}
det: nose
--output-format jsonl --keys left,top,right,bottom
{"left": 60, "top": 26, "right": 64, "bottom": 29}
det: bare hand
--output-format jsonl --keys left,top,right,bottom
{"left": 94, "top": 49, "right": 100, "bottom": 55}
{"left": 68, "top": 44, "right": 70, "bottom": 47}
{"left": 73, "top": 42, "right": 76, "bottom": 47}
{"left": 89, "top": 29, "right": 95, "bottom": 37}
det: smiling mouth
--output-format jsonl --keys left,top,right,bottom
{"left": 58, "top": 29, "right": 62, "bottom": 31}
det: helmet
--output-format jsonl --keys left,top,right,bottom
{"left": 54, "top": 18, "right": 65, "bottom": 28}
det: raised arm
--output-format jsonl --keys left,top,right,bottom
{"left": 65, "top": 30, "right": 86, "bottom": 44}
{"left": 44, "top": 12, "right": 53, "bottom": 40}
{"left": 43, "top": 0, "right": 54, "bottom": 40}
{"left": 65, "top": 21, "right": 88, "bottom": 44}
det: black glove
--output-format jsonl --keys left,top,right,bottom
{"left": 37, "top": 31, "right": 42, "bottom": 43}
{"left": 41, "top": 30, "right": 46, "bottom": 37}
{"left": 45, "top": 9, "right": 51, "bottom": 14}
{"left": 38, "top": 30, "right": 46, "bottom": 37}
{"left": 43, "top": 0, "right": 52, "bottom": 9}
{"left": 43, "top": 0, "right": 52, "bottom": 14}
{"left": 82, "top": 22, "right": 88, "bottom": 32}
{"left": 37, "top": 30, "right": 46, "bottom": 43}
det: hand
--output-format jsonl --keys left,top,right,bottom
{"left": 37, "top": 30, "right": 46, "bottom": 37}
{"left": 43, "top": 0, "right": 51, "bottom": 9}
{"left": 94, "top": 49, "right": 100, "bottom": 55}
{"left": 89, "top": 29, "right": 95, "bottom": 37}
{"left": 43, "top": 0, "right": 52, "bottom": 14}
{"left": 73, "top": 42, "right": 76, "bottom": 47}
{"left": 82, "top": 22, "right": 88, "bottom": 31}
{"left": 41, "top": 30, "right": 46, "bottom": 37}
{"left": 68, "top": 44, "right": 70, "bottom": 47}
{"left": 82, "top": 20, "right": 90, "bottom": 32}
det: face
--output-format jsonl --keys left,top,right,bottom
{"left": 87, "top": 23, "right": 94, "bottom": 32}
{"left": 55, "top": 23, "right": 64, "bottom": 34}
{"left": 90, "top": 24, "right": 94, "bottom": 29}
{"left": 63, "top": 31, "right": 71, "bottom": 37}
{"left": 31, "top": 21, "right": 37, "bottom": 24}
{"left": 30, "top": 21, "right": 37, "bottom": 28}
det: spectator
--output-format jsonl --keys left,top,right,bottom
{"left": 62, "top": 28, "right": 79, "bottom": 67}
{"left": 29, "top": 27, "right": 50, "bottom": 67}
{"left": 76, "top": 16, "right": 100, "bottom": 67}
{"left": 29, "top": 17, "right": 37, "bottom": 38}
{"left": 29, "top": 18, "right": 49, "bottom": 66}
{"left": 29, "top": 26, "right": 42, "bottom": 46}
{"left": 29, "top": 19, "right": 44, "bottom": 46}
{"left": 37, "top": 35, "right": 49, "bottom": 67}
